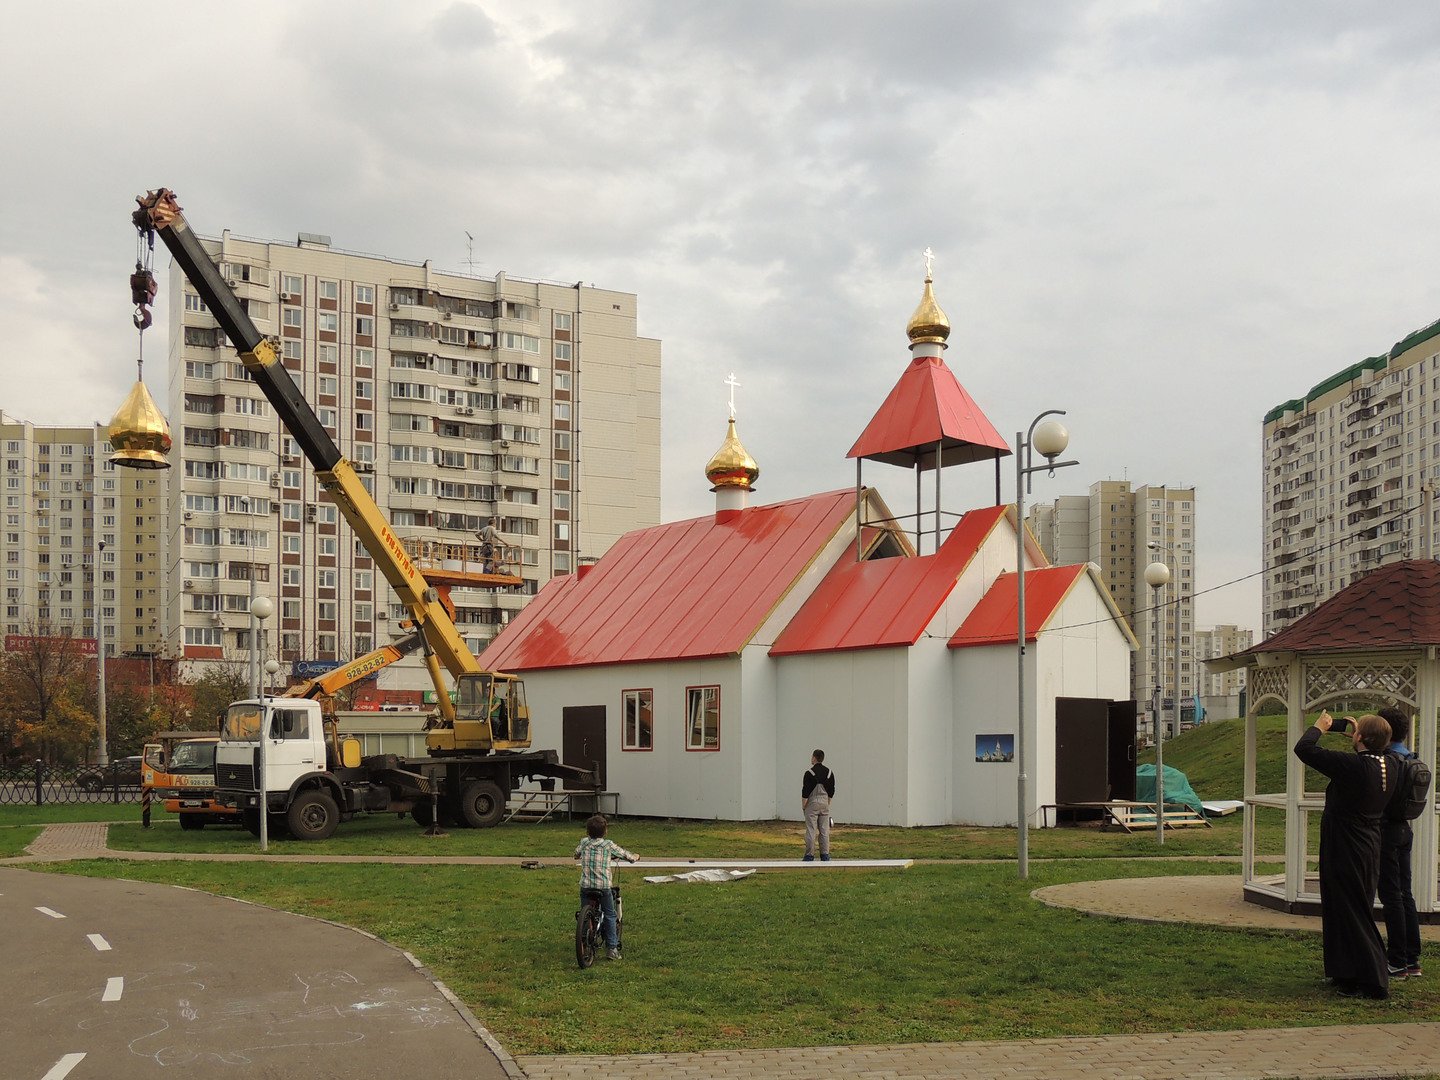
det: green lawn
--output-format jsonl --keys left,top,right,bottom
{"left": 0, "top": 802, "right": 147, "bottom": 825}
{"left": 0, "top": 826, "right": 42, "bottom": 857}
{"left": 44, "top": 857, "right": 1434, "bottom": 1056}
{"left": 101, "top": 807, "right": 1287, "bottom": 860}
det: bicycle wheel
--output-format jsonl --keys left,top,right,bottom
{"left": 575, "top": 901, "right": 601, "bottom": 969}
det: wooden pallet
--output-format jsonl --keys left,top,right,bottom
{"left": 1041, "top": 801, "right": 1212, "bottom": 832}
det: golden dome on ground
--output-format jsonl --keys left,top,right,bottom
{"left": 107, "top": 379, "right": 172, "bottom": 469}
{"left": 906, "top": 274, "right": 951, "bottom": 346}
{"left": 705, "top": 418, "right": 759, "bottom": 490}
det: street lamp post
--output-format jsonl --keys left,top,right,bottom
{"left": 95, "top": 540, "right": 108, "bottom": 766}
{"left": 1144, "top": 559, "right": 1171, "bottom": 845}
{"left": 251, "top": 593, "right": 274, "bottom": 853}
{"left": 1148, "top": 541, "right": 1186, "bottom": 742}
{"left": 240, "top": 496, "right": 258, "bottom": 697}
{"left": 1015, "top": 410, "right": 1079, "bottom": 880}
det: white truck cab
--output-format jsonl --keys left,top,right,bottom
{"left": 215, "top": 699, "right": 339, "bottom": 836}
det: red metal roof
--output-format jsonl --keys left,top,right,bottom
{"left": 947, "top": 564, "right": 1089, "bottom": 648}
{"left": 847, "top": 354, "right": 1012, "bottom": 468}
{"left": 1246, "top": 560, "right": 1440, "bottom": 654}
{"left": 769, "top": 505, "right": 1009, "bottom": 656}
{"left": 474, "top": 489, "right": 858, "bottom": 672}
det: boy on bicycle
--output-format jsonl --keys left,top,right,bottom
{"left": 574, "top": 813, "right": 638, "bottom": 960}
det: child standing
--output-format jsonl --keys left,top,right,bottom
{"left": 574, "top": 813, "right": 638, "bottom": 960}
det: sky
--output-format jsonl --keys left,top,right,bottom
{"left": 3, "top": 0, "right": 1439, "bottom": 631}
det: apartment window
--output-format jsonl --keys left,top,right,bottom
{"left": 686, "top": 686, "right": 720, "bottom": 751}
{"left": 283, "top": 339, "right": 303, "bottom": 360}
{"left": 356, "top": 380, "right": 372, "bottom": 400}
{"left": 282, "top": 274, "right": 303, "bottom": 295}
{"left": 554, "top": 462, "right": 571, "bottom": 481}
{"left": 555, "top": 432, "right": 572, "bottom": 452}
{"left": 282, "top": 307, "right": 303, "bottom": 328}
{"left": 622, "top": 689, "right": 653, "bottom": 751}
{"left": 554, "top": 491, "right": 571, "bottom": 511}
{"left": 318, "top": 569, "right": 338, "bottom": 588}
{"left": 356, "top": 347, "right": 374, "bottom": 368}
{"left": 319, "top": 280, "right": 339, "bottom": 300}
{"left": 356, "top": 315, "right": 374, "bottom": 336}
{"left": 554, "top": 312, "right": 572, "bottom": 331}
{"left": 283, "top": 568, "right": 302, "bottom": 586}
{"left": 355, "top": 284, "right": 374, "bottom": 304}
{"left": 318, "top": 601, "right": 338, "bottom": 621}
{"left": 183, "top": 293, "right": 208, "bottom": 312}
{"left": 284, "top": 535, "right": 301, "bottom": 554}
{"left": 318, "top": 537, "right": 337, "bottom": 556}
{"left": 554, "top": 371, "right": 572, "bottom": 392}
{"left": 318, "top": 312, "right": 339, "bottom": 333}
{"left": 554, "top": 341, "right": 572, "bottom": 361}
{"left": 555, "top": 402, "right": 571, "bottom": 421}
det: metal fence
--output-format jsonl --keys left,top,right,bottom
{"left": 0, "top": 762, "right": 144, "bottom": 806}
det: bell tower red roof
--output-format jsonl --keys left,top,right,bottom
{"left": 847, "top": 269, "right": 1010, "bottom": 469}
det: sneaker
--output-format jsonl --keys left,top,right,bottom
{"left": 1388, "top": 963, "right": 1409, "bottom": 978}
{"left": 802, "top": 854, "right": 815, "bottom": 862}
{"left": 820, "top": 854, "right": 831, "bottom": 862}
{"left": 1408, "top": 965, "right": 1423, "bottom": 978}
{"left": 606, "top": 948, "right": 621, "bottom": 961}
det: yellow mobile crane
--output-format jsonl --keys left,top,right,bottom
{"left": 134, "top": 189, "right": 592, "bottom": 837}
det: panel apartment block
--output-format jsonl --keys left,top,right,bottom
{"left": 1028, "top": 479, "right": 1196, "bottom": 720}
{"left": 0, "top": 412, "right": 164, "bottom": 657}
{"left": 1262, "top": 318, "right": 1440, "bottom": 638}
{"left": 166, "top": 230, "right": 661, "bottom": 666}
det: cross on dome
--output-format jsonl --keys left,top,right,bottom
{"left": 724, "top": 371, "right": 741, "bottom": 420}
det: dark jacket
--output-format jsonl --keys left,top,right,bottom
{"left": 802, "top": 764, "right": 835, "bottom": 800}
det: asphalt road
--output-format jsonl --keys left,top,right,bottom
{"left": 0, "top": 866, "right": 510, "bottom": 1080}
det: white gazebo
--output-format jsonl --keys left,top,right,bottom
{"left": 1212, "top": 560, "right": 1440, "bottom": 916}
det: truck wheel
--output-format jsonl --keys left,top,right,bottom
{"left": 179, "top": 814, "right": 205, "bottom": 831}
{"left": 458, "top": 779, "right": 506, "bottom": 828}
{"left": 287, "top": 790, "right": 340, "bottom": 841}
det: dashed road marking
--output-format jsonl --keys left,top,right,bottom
{"left": 41, "top": 1053, "right": 85, "bottom": 1080}
{"left": 35, "top": 907, "right": 65, "bottom": 919}
{"left": 87, "top": 933, "right": 111, "bottom": 952}
{"left": 102, "top": 976, "right": 123, "bottom": 1002}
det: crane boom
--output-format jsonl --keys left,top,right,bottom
{"left": 134, "top": 189, "right": 480, "bottom": 721}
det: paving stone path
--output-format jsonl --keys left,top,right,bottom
{"left": 12, "top": 822, "right": 1440, "bottom": 1080}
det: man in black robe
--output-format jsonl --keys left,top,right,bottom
{"left": 1294, "top": 710, "right": 1397, "bottom": 999}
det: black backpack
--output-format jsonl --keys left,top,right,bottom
{"left": 1388, "top": 752, "right": 1434, "bottom": 821}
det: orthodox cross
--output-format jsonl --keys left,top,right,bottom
{"left": 923, "top": 246, "right": 934, "bottom": 278}
{"left": 724, "top": 371, "right": 741, "bottom": 420}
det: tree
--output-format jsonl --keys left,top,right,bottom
{"left": 0, "top": 620, "right": 98, "bottom": 764}
{"left": 189, "top": 660, "right": 250, "bottom": 729}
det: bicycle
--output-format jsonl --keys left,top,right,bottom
{"left": 575, "top": 884, "right": 623, "bottom": 969}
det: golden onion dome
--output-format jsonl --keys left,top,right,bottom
{"left": 906, "top": 274, "right": 951, "bottom": 345}
{"left": 705, "top": 418, "right": 759, "bottom": 491}
{"left": 107, "top": 379, "right": 173, "bottom": 469}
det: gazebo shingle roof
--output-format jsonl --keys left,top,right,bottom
{"left": 1250, "top": 559, "right": 1440, "bottom": 654}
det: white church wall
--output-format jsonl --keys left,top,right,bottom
{"left": 775, "top": 648, "right": 911, "bottom": 826}
{"left": 950, "top": 642, "right": 1025, "bottom": 826}
{"left": 738, "top": 643, "right": 780, "bottom": 819}
{"left": 904, "top": 630, "right": 960, "bottom": 826}
{"left": 518, "top": 656, "right": 746, "bottom": 819}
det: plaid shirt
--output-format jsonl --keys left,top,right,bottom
{"left": 575, "top": 836, "right": 637, "bottom": 891}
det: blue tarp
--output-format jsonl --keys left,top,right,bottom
{"left": 1135, "top": 764, "right": 1205, "bottom": 817}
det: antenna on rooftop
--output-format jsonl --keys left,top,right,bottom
{"left": 465, "top": 231, "right": 475, "bottom": 276}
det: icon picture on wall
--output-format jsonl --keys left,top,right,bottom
{"left": 976, "top": 734, "right": 1014, "bottom": 763}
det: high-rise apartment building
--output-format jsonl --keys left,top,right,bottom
{"left": 1194, "top": 624, "right": 1252, "bottom": 702}
{"left": 1262, "top": 318, "right": 1440, "bottom": 638}
{"left": 0, "top": 411, "right": 165, "bottom": 657}
{"left": 167, "top": 230, "right": 660, "bottom": 667}
{"left": 1029, "top": 480, "right": 1196, "bottom": 719}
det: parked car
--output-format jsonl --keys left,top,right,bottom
{"left": 76, "top": 756, "right": 145, "bottom": 793}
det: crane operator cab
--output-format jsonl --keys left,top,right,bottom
{"left": 427, "top": 672, "right": 531, "bottom": 754}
